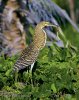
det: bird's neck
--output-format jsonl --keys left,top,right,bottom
{"left": 33, "top": 26, "right": 47, "bottom": 50}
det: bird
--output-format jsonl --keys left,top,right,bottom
{"left": 13, "top": 21, "right": 58, "bottom": 81}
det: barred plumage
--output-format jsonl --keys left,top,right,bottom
{"left": 14, "top": 21, "right": 58, "bottom": 71}
{"left": 14, "top": 43, "right": 39, "bottom": 71}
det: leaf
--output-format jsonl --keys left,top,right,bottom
{"left": 5, "top": 69, "right": 12, "bottom": 77}
{"left": 51, "top": 84, "right": 57, "bottom": 93}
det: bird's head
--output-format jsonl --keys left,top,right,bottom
{"left": 38, "top": 21, "right": 58, "bottom": 29}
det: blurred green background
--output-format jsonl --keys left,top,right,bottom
{"left": 54, "top": 0, "right": 79, "bottom": 48}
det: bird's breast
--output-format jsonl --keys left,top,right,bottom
{"left": 33, "top": 29, "right": 47, "bottom": 50}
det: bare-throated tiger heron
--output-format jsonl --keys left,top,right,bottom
{"left": 13, "top": 21, "right": 58, "bottom": 81}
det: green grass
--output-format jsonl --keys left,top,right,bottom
{"left": 0, "top": 44, "right": 79, "bottom": 100}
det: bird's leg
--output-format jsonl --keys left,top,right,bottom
{"left": 31, "top": 63, "right": 34, "bottom": 71}
{"left": 29, "top": 63, "right": 35, "bottom": 86}
{"left": 15, "top": 69, "right": 19, "bottom": 83}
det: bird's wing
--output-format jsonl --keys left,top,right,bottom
{"left": 14, "top": 43, "right": 39, "bottom": 71}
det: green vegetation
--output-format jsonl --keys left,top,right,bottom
{"left": 0, "top": 37, "right": 79, "bottom": 99}
{"left": 63, "top": 24, "right": 79, "bottom": 48}
{"left": 53, "top": 0, "right": 70, "bottom": 13}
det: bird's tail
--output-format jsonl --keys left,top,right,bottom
{"left": 13, "top": 59, "right": 30, "bottom": 72}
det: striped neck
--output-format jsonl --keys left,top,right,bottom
{"left": 33, "top": 25, "right": 47, "bottom": 50}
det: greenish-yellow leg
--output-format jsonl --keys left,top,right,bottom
{"left": 15, "top": 70, "right": 19, "bottom": 83}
